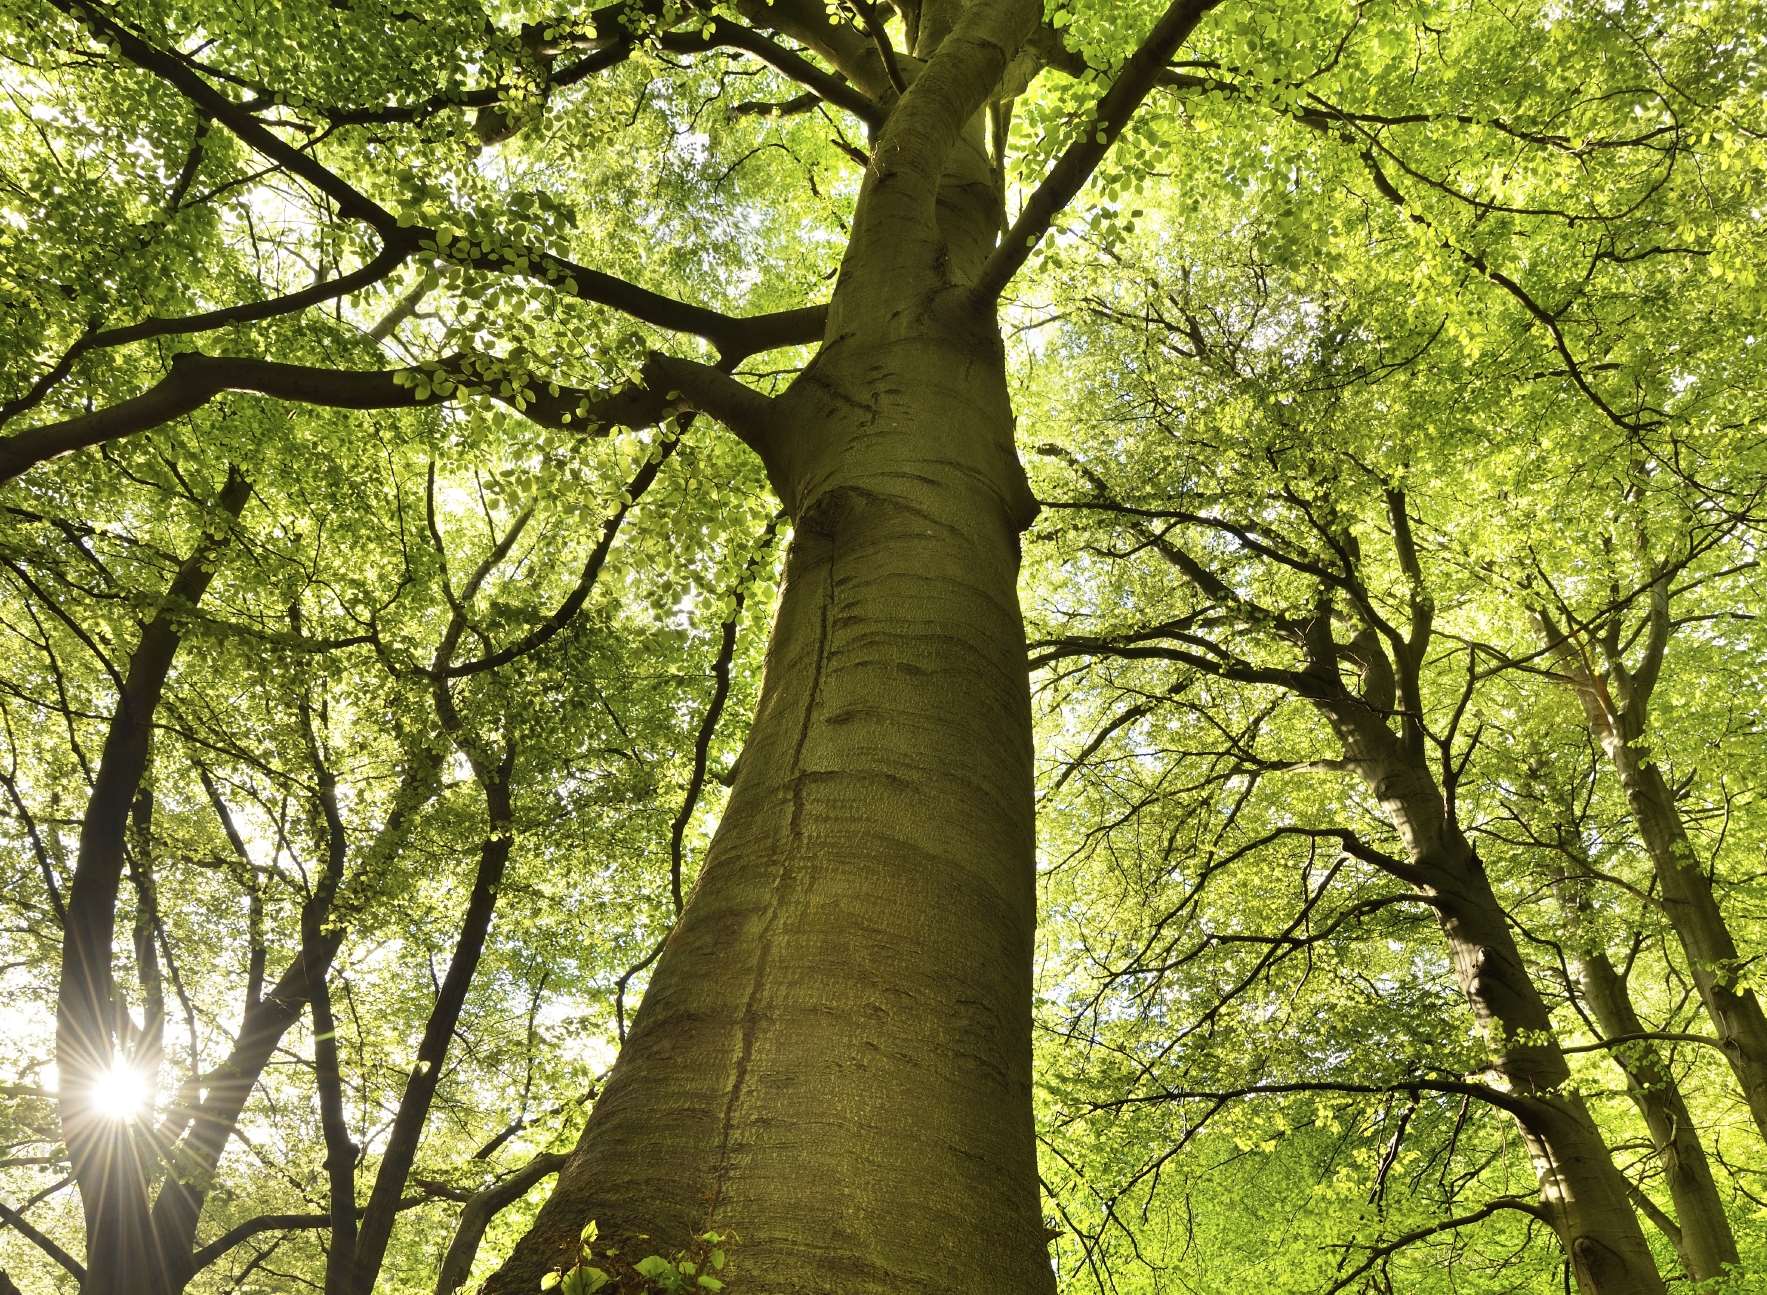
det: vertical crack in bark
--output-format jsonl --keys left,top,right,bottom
{"left": 706, "top": 542, "right": 838, "bottom": 1224}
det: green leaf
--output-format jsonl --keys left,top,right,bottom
{"left": 634, "top": 1255, "right": 675, "bottom": 1281}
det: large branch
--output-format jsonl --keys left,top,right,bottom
{"left": 10, "top": 4, "right": 822, "bottom": 453}
{"left": 55, "top": 0, "right": 397, "bottom": 233}
{"left": 0, "top": 352, "right": 672, "bottom": 484}
{"left": 225, "top": 1, "right": 880, "bottom": 130}
{"left": 0, "top": 246, "right": 412, "bottom": 435}
{"left": 661, "top": 18, "right": 882, "bottom": 125}
{"left": 843, "top": 0, "right": 1039, "bottom": 287}
{"left": 426, "top": 229, "right": 826, "bottom": 356}
{"left": 186, "top": 1197, "right": 434, "bottom": 1277}
{"left": 977, "top": 0, "right": 1224, "bottom": 297}
{"left": 730, "top": 0, "right": 892, "bottom": 101}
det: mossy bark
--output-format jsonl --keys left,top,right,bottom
{"left": 485, "top": 301, "right": 1049, "bottom": 1294}
{"left": 485, "top": 4, "right": 1054, "bottom": 1291}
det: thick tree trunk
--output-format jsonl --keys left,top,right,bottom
{"left": 487, "top": 298, "right": 1050, "bottom": 1294}
{"left": 1326, "top": 721, "right": 1666, "bottom": 1295}
{"left": 488, "top": 4, "right": 1056, "bottom": 1290}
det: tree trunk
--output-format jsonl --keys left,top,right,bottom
{"left": 56, "top": 467, "right": 250, "bottom": 1295}
{"left": 486, "top": 292, "right": 1050, "bottom": 1293}
{"left": 486, "top": 3, "right": 1057, "bottom": 1289}
{"left": 1421, "top": 846, "right": 1664, "bottom": 1295}
{"left": 1575, "top": 948, "right": 1738, "bottom": 1282}
{"left": 1605, "top": 736, "right": 1767, "bottom": 1142}
{"left": 1326, "top": 720, "right": 1666, "bottom": 1295}
{"left": 1543, "top": 595, "right": 1767, "bottom": 1146}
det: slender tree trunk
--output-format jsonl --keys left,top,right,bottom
{"left": 151, "top": 743, "right": 442, "bottom": 1292}
{"left": 433, "top": 1152, "right": 566, "bottom": 1295}
{"left": 1574, "top": 947, "right": 1738, "bottom": 1282}
{"left": 349, "top": 756, "right": 515, "bottom": 1293}
{"left": 1542, "top": 593, "right": 1767, "bottom": 1144}
{"left": 1543, "top": 827, "right": 1737, "bottom": 1282}
{"left": 311, "top": 956, "right": 357, "bottom": 1295}
{"left": 1325, "top": 720, "right": 1666, "bottom": 1295}
{"left": 56, "top": 468, "right": 250, "bottom": 1295}
{"left": 1605, "top": 737, "right": 1767, "bottom": 1141}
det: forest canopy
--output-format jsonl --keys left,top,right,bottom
{"left": 0, "top": 1, "right": 1764, "bottom": 1293}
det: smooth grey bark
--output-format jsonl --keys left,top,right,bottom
{"left": 1607, "top": 745, "right": 1767, "bottom": 1138}
{"left": 1303, "top": 509, "right": 1662, "bottom": 1294}
{"left": 1541, "top": 826, "right": 1738, "bottom": 1283}
{"left": 1041, "top": 485, "right": 1669, "bottom": 1295}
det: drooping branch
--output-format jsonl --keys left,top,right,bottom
{"left": 437, "top": 447, "right": 675, "bottom": 679}
{"left": 54, "top": 0, "right": 398, "bottom": 233}
{"left": 1354, "top": 149, "right": 1659, "bottom": 433}
{"left": 668, "top": 515, "right": 783, "bottom": 912}
{"left": 185, "top": 1196, "right": 435, "bottom": 1277}
{"left": 1324, "top": 1196, "right": 1548, "bottom": 1294}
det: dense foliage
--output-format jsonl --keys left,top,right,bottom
{"left": 0, "top": 0, "right": 1763, "bottom": 1292}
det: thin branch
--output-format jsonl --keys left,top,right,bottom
{"left": 978, "top": 0, "right": 1224, "bottom": 297}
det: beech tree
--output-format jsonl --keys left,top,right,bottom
{"left": 1, "top": 1, "right": 1763, "bottom": 1294}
